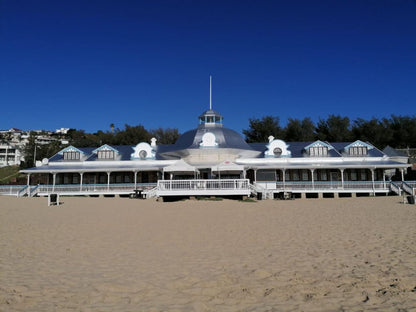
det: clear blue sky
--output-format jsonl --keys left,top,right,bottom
{"left": 1, "top": 0, "right": 415, "bottom": 135}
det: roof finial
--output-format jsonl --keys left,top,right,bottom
{"left": 209, "top": 75, "right": 212, "bottom": 110}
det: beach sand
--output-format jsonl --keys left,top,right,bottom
{"left": 0, "top": 195, "right": 415, "bottom": 311}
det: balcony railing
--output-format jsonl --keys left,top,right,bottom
{"left": 158, "top": 179, "right": 250, "bottom": 191}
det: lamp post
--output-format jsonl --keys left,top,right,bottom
{"left": 33, "top": 141, "right": 40, "bottom": 166}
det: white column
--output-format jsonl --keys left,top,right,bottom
{"left": 80, "top": 172, "right": 83, "bottom": 191}
{"left": 134, "top": 171, "right": 137, "bottom": 189}
{"left": 401, "top": 169, "right": 405, "bottom": 181}
{"left": 282, "top": 169, "right": 286, "bottom": 190}
{"left": 52, "top": 173, "right": 56, "bottom": 192}
{"left": 340, "top": 169, "right": 344, "bottom": 189}
{"left": 310, "top": 169, "right": 315, "bottom": 190}
{"left": 371, "top": 169, "right": 375, "bottom": 194}
{"left": 107, "top": 172, "right": 111, "bottom": 190}
{"left": 254, "top": 169, "right": 257, "bottom": 182}
{"left": 383, "top": 170, "right": 386, "bottom": 189}
{"left": 26, "top": 174, "right": 31, "bottom": 196}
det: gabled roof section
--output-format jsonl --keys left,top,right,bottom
{"left": 344, "top": 140, "right": 374, "bottom": 150}
{"left": 92, "top": 144, "right": 120, "bottom": 154}
{"left": 383, "top": 146, "right": 407, "bottom": 157}
{"left": 304, "top": 140, "right": 334, "bottom": 150}
{"left": 57, "top": 145, "right": 85, "bottom": 155}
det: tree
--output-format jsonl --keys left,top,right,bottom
{"left": 149, "top": 128, "right": 181, "bottom": 144}
{"left": 284, "top": 117, "right": 316, "bottom": 141}
{"left": 388, "top": 115, "right": 416, "bottom": 148}
{"left": 67, "top": 129, "right": 100, "bottom": 147}
{"left": 316, "top": 115, "right": 352, "bottom": 142}
{"left": 243, "top": 116, "right": 283, "bottom": 143}
{"left": 114, "top": 124, "right": 151, "bottom": 145}
{"left": 351, "top": 118, "right": 390, "bottom": 148}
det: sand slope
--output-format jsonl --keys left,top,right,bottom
{"left": 1, "top": 196, "right": 415, "bottom": 311}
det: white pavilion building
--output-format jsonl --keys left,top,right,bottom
{"left": 18, "top": 108, "right": 412, "bottom": 200}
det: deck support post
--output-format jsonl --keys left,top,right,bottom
{"left": 340, "top": 169, "right": 344, "bottom": 189}
{"left": 134, "top": 171, "right": 137, "bottom": 189}
{"left": 383, "top": 170, "right": 386, "bottom": 189}
{"left": 400, "top": 168, "right": 405, "bottom": 181}
{"left": 26, "top": 174, "right": 30, "bottom": 186}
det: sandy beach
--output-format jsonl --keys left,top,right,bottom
{"left": 0, "top": 195, "right": 415, "bottom": 312}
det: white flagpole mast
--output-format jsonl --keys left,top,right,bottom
{"left": 209, "top": 75, "right": 212, "bottom": 110}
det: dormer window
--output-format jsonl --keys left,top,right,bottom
{"left": 63, "top": 151, "right": 80, "bottom": 160}
{"left": 309, "top": 146, "right": 328, "bottom": 157}
{"left": 93, "top": 145, "right": 119, "bottom": 160}
{"left": 305, "top": 141, "right": 332, "bottom": 157}
{"left": 98, "top": 150, "right": 115, "bottom": 160}
{"left": 345, "top": 141, "right": 372, "bottom": 157}
{"left": 349, "top": 146, "right": 368, "bottom": 156}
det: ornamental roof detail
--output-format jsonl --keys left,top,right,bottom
{"left": 92, "top": 144, "right": 120, "bottom": 154}
{"left": 344, "top": 140, "right": 374, "bottom": 150}
{"left": 304, "top": 140, "right": 334, "bottom": 150}
{"left": 58, "top": 145, "right": 85, "bottom": 155}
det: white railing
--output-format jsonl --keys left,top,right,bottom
{"left": 402, "top": 181, "right": 416, "bottom": 196}
{"left": 0, "top": 185, "right": 27, "bottom": 197}
{"left": 390, "top": 182, "right": 401, "bottom": 195}
{"left": 157, "top": 179, "right": 250, "bottom": 191}
{"left": 143, "top": 186, "right": 158, "bottom": 199}
{"left": 35, "top": 183, "right": 157, "bottom": 195}
{"left": 17, "top": 185, "right": 29, "bottom": 197}
{"left": 271, "top": 181, "right": 389, "bottom": 192}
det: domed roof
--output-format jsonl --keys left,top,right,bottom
{"left": 158, "top": 109, "right": 261, "bottom": 160}
{"left": 174, "top": 126, "right": 253, "bottom": 150}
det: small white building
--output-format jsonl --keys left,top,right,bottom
{"left": 0, "top": 144, "right": 22, "bottom": 167}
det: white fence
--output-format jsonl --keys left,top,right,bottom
{"left": 35, "top": 183, "right": 156, "bottom": 196}
{"left": 0, "top": 185, "right": 27, "bottom": 197}
{"left": 402, "top": 181, "right": 416, "bottom": 195}
{"left": 157, "top": 179, "right": 251, "bottom": 197}
{"left": 268, "top": 181, "right": 389, "bottom": 193}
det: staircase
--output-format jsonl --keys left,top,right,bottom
{"left": 143, "top": 186, "right": 158, "bottom": 199}
{"left": 249, "top": 183, "right": 273, "bottom": 200}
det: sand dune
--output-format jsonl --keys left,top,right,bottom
{"left": 1, "top": 196, "right": 415, "bottom": 311}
